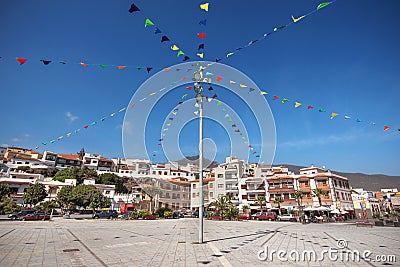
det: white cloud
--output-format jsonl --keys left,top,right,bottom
{"left": 66, "top": 111, "right": 78, "bottom": 123}
{"left": 1, "top": 144, "right": 9, "bottom": 147}
{"left": 9, "top": 134, "right": 30, "bottom": 143}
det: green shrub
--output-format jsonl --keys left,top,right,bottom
{"left": 138, "top": 210, "right": 151, "bottom": 219}
{"left": 164, "top": 210, "right": 173, "bottom": 218}
{"left": 156, "top": 207, "right": 173, "bottom": 218}
{"left": 130, "top": 211, "right": 139, "bottom": 220}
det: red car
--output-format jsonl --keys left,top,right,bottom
{"left": 252, "top": 212, "right": 276, "bottom": 221}
{"left": 238, "top": 213, "right": 251, "bottom": 220}
{"left": 19, "top": 212, "right": 51, "bottom": 221}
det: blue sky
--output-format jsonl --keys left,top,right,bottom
{"left": 0, "top": 0, "right": 399, "bottom": 175}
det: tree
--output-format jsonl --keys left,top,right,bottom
{"left": 0, "top": 197, "right": 21, "bottom": 214}
{"left": 0, "top": 184, "right": 10, "bottom": 200}
{"left": 255, "top": 195, "right": 266, "bottom": 212}
{"left": 96, "top": 173, "right": 127, "bottom": 193}
{"left": 225, "top": 192, "right": 235, "bottom": 204}
{"left": 35, "top": 200, "right": 58, "bottom": 215}
{"left": 312, "top": 188, "right": 327, "bottom": 207}
{"left": 69, "top": 184, "right": 98, "bottom": 209}
{"left": 88, "top": 191, "right": 111, "bottom": 211}
{"left": 57, "top": 185, "right": 74, "bottom": 211}
{"left": 23, "top": 183, "right": 47, "bottom": 207}
{"left": 291, "top": 191, "right": 303, "bottom": 215}
{"left": 272, "top": 196, "right": 284, "bottom": 215}
{"left": 242, "top": 205, "right": 250, "bottom": 214}
{"left": 53, "top": 167, "right": 98, "bottom": 184}
{"left": 213, "top": 195, "right": 228, "bottom": 216}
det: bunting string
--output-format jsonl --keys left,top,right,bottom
{"left": 196, "top": 2, "right": 210, "bottom": 59}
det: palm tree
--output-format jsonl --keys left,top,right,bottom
{"left": 213, "top": 195, "right": 228, "bottom": 216}
{"left": 242, "top": 205, "right": 250, "bottom": 214}
{"left": 272, "top": 196, "right": 284, "bottom": 215}
{"left": 255, "top": 195, "right": 266, "bottom": 212}
{"left": 312, "top": 188, "right": 327, "bottom": 207}
{"left": 225, "top": 192, "right": 234, "bottom": 204}
{"left": 291, "top": 191, "right": 303, "bottom": 215}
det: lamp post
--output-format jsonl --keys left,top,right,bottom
{"left": 194, "top": 66, "right": 204, "bottom": 243}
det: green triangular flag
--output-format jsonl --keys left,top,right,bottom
{"left": 282, "top": 98, "right": 289, "bottom": 103}
{"left": 136, "top": 66, "right": 143, "bottom": 70}
{"left": 318, "top": 109, "right": 326, "bottom": 112}
{"left": 177, "top": 50, "right": 185, "bottom": 57}
{"left": 317, "top": 2, "right": 331, "bottom": 10}
{"left": 217, "top": 101, "right": 222, "bottom": 106}
{"left": 100, "top": 64, "right": 107, "bottom": 69}
{"left": 145, "top": 18, "right": 155, "bottom": 27}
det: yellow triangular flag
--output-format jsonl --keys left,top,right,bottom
{"left": 172, "top": 112, "right": 177, "bottom": 115}
{"left": 200, "top": 3, "right": 209, "bottom": 12}
{"left": 331, "top": 112, "right": 339, "bottom": 119}
{"left": 197, "top": 53, "right": 204, "bottom": 58}
{"left": 292, "top": 15, "right": 305, "bottom": 23}
{"left": 260, "top": 91, "right": 268, "bottom": 95}
{"left": 230, "top": 80, "right": 236, "bottom": 84}
{"left": 171, "top": 44, "right": 179, "bottom": 51}
{"left": 167, "top": 123, "right": 171, "bottom": 127}
{"left": 295, "top": 102, "right": 302, "bottom": 108}
{"left": 239, "top": 84, "right": 247, "bottom": 88}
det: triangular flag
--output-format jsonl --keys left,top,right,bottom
{"left": 186, "top": 86, "right": 192, "bottom": 90}
{"left": 226, "top": 52, "right": 234, "bottom": 58}
{"left": 383, "top": 126, "right": 390, "bottom": 131}
{"left": 282, "top": 98, "right": 289, "bottom": 103}
{"left": 319, "top": 109, "right": 326, "bottom": 112}
{"left": 145, "top": 18, "right": 155, "bottom": 27}
{"left": 212, "top": 94, "right": 218, "bottom": 99}
{"left": 118, "top": 66, "right": 126, "bottom": 69}
{"left": 198, "top": 43, "right": 205, "bottom": 50}
{"left": 217, "top": 101, "right": 222, "bottom": 106}
{"left": 177, "top": 50, "right": 184, "bottom": 56}
{"left": 317, "top": 2, "right": 332, "bottom": 10}
{"left": 274, "top": 25, "right": 286, "bottom": 32}
{"left": 167, "top": 123, "right": 171, "bottom": 127}
{"left": 171, "top": 44, "right": 179, "bottom": 51}
{"left": 182, "top": 94, "right": 188, "bottom": 99}
{"left": 208, "top": 86, "right": 214, "bottom": 91}
{"left": 136, "top": 66, "right": 143, "bottom": 70}
{"left": 200, "top": 3, "right": 209, "bottom": 12}
{"left": 130, "top": 103, "right": 135, "bottom": 108}
{"left": 239, "top": 84, "right": 247, "bottom": 88}
{"left": 344, "top": 116, "right": 351, "bottom": 120}
{"left": 129, "top": 3, "right": 140, "bottom": 13}
{"left": 356, "top": 119, "right": 362, "bottom": 123}
{"left": 57, "top": 136, "right": 63, "bottom": 141}
{"left": 84, "top": 125, "right": 89, "bottom": 129}
{"left": 16, "top": 58, "right": 27, "bottom": 65}
{"left": 161, "top": 35, "right": 170, "bottom": 42}
{"left": 331, "top": 112, "right": 339, "bottom": 119}
{"left": 41, "top": 60, "right": 51, "bottom": 65}
{"left": 100, "top": 64, "right": 107, "bottom": 69}
{"left": 295, "top": 102, "right": 302, "bottom": 108}
{"left": 183, "top": 56, "right": 190, "bottom": 61}
{"left": 119, "top": 107, "right": 126, "bottom": 112}
{"left": 260, "top": 91, "right": 268, "bottom": 95}
{"left": 199, "top": 19, "right": 207, "bottom": 26}
{"left": 227, "top": 118, "right": 232, "bottom": 122}
{"left": 197, "top": 32, "right": 206, "bottom": 38}
{"left": 216, "top": 76, "right": 223, "bottom": 81}
{"left": 272, "top": 96, "right": 279, "bottom": 100}
{"left": 80, "top": 62, "right": 88, "bottom": 67}
{"left": 307, "top": 105, "right": 314, "bottom": 109}
{"left": 197, "top": 53, "right": 204, "bottom": 58}
{"left": 154, "top": 27, "right": 162, "bottom": 34}
{"left": 292, "top": 15, "right": 305, "bottom": 23}
{"left": 230, "top": 80, "right": 236, "bottom": 84}
{"left": 146, "top": 67, "right": 153, "bottom": 73}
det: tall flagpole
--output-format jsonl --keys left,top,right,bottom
{"left": 194, "top": 65, "right": 204, "bottom": 243}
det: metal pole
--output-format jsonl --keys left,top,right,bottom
{"left": 195, "top": 66, "right": 204, "bottom": 243}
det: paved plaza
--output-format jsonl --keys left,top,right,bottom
{"left": 0, "top": 218, "right": 399, "bottom": 266}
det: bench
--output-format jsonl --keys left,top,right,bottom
{"left": 355, "top": 221, "right": 373, "bottom": 227}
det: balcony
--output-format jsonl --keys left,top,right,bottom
{"left": 299, "top": 186, "right": 311, "bottom": 192}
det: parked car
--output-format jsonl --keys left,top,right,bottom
{"left": 173, "top": 211, "right": 184, "bottom": 219}
{"left": 238, "top": 213, "right": 251, "bottom": 220}
{"left": 19, "top": 212, "right": 51, "bottom": 221}
{"left": 252, "top": 212, "right": 276, "bottom": 221}
{"left": 92, "top": 210, "right": 118, "bottom": 219}
{"left": 277, "top": 214, "right": 297, "bottom": 222}
{"left": 8, "top": 210, "right": 35, "bottom": 220}
{"left": 194, "top": 211, "right": 206, "bottom": 218}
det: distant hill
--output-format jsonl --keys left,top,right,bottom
{"left": 280, "top": 164, "right": 400, "bottom": 192}
{"left": 177, "top": 156, "right": 219, "bottom": 169}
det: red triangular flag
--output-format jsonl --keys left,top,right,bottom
{"left": 272, "top": 96, "right": 279, "bottom": 100}
{"left": 186, "top": 86, "right": 192, "bottom": 90}
{"left": 197, "top": 32, "right": 206, "bottom": 38}
{"left": 216, "top": 76, "right": 223, "bottom": 81}
{"left": 84, "top": 125, "right": 89, "bottom": 129}
{"left": 16, "top": 58, "right": 27, "bottom": 65}
{"left": 307, "top": 105, "right": 314, "bottom": 109}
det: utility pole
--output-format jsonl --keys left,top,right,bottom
{"left": 194, "top": 65, "right": 204, "bottom": 243}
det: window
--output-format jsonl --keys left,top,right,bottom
{"left": 218, "top": 184, "right": 224, "bottom": 189}
{"left": 193, "top": 184, "right": 197, "bottom": 189}
{"left": 210, "top": 192, "right": 214, "bottom": 198}
{"left": 217, "top": 174, "right": 223, "bottom": 178}
{"left": 209, "top": 183, "right": 213, "bottom": 188}
{"left": 164, "top": 171, "right": 167, "bottom": 175}
{"left": 105, "top": 191, "right": 110, "bottom": 195}
{"left": 192, "top": 193, "right": 196, "bottom": 198}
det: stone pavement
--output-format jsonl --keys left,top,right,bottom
{"left": 0, "top": 218, "right": 399, "bottom": 266}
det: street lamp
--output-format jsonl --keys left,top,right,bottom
{"left": 194, "top": 65, "right": 204, "bottom": 243}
